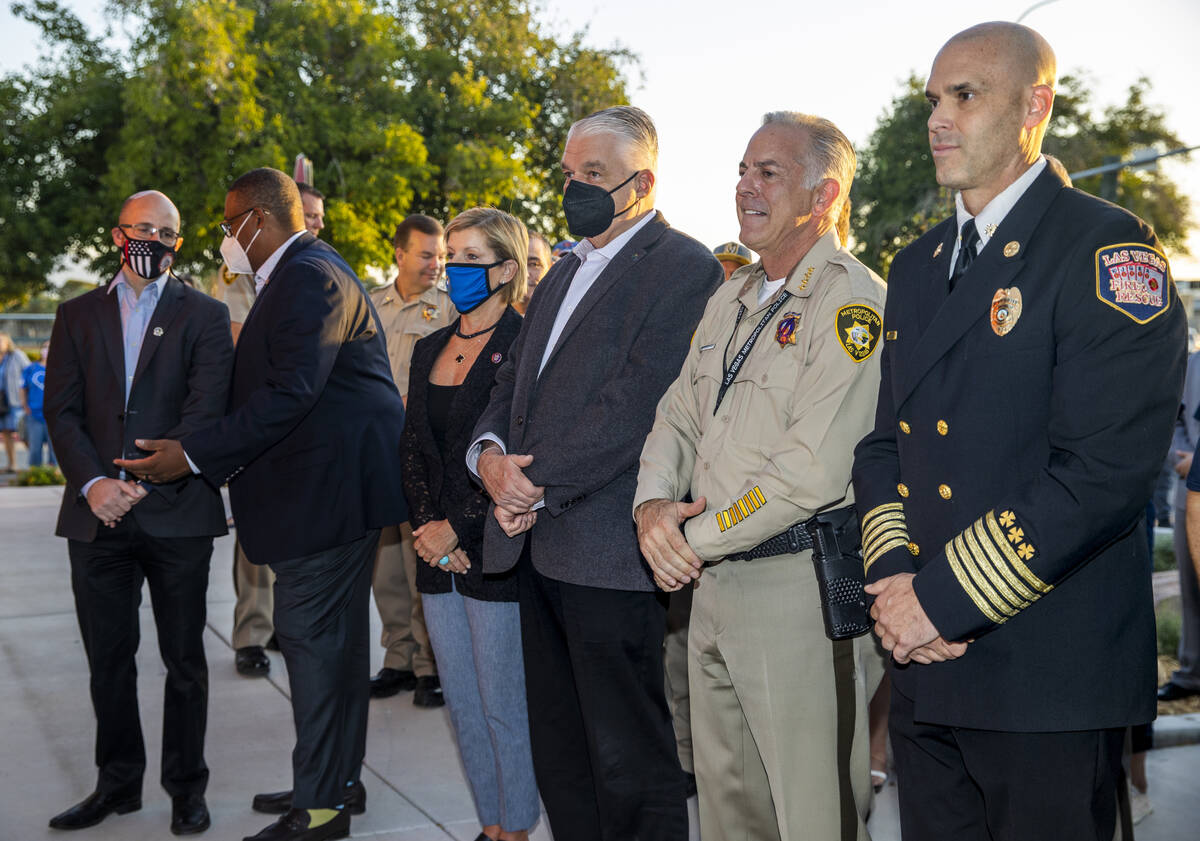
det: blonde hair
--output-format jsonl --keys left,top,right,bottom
{"left": 445, "top": 207, "right": 529, "bottom": 306}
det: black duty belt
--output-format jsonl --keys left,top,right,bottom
{"left": 722, "top": 521, "right": 813, "bottom": 561}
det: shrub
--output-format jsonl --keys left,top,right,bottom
{"left": 1158, "top": 609, "right": 1182, "bottom": 657}
{"left": 15, "top": 465, "right": 65, "bottom": 486}
{"left": 1153, "top": 529, "right": 1177, "bottom": 572}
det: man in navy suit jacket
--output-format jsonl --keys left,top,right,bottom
{"left": 45, "top": 189, "right": 233, "bottom": 836}
{"left": 120, "top": 169, "right": 407, "bottom": 841}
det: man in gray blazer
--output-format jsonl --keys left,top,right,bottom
{"left": 469, "top": 105, "right": 723, "bottom": 841}
{"left": 1161, "top": 349, "right": 1200, "bottom": 701}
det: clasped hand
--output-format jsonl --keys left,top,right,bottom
{"left": 413, "top": 519, "right": 470, "bottom": 574}
{"left": 86, "top": 478, "right": 147, "bottom": 528}
{"left": 634, "top": 497, "right": 707, "bottom": 592}
{"left": 865, "top": 572, "right": 968, "bottom": 665}
{"left": 478, "top": 449, "right": 543, "bottom": 537}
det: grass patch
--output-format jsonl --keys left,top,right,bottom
{"left": 1153, "top": 528, "right": 1176, "bottom": 572}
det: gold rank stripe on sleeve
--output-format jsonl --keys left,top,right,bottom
{"left": 861, "top": 502, "right": 910, "bottom": 573}
{"left": 716, "top": 486, "right": 766, "bottom": 532}
{"left": 946, "top": 509, "right": 1051, "bottom": 624}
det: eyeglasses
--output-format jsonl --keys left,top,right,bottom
{"left": 118, "top": 222, "right": 181, "bottom": 246}
{"left": 219, "top": 206, "right": 269, "bottom": 238}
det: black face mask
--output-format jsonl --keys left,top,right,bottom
{"left": 561, "top": 170, "right": 642, "bottom": 237}
{"left": 123, "top": 237, "right": 175, "bottom": 280}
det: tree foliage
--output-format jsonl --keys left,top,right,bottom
{"left": 0, "top": 0, "right": 635, "bottom": 306}
{"left": 851, "top": 72, "right": 1193, "bottom": 278}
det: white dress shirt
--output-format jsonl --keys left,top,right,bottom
{"left": 949, "top": 156, "right": 1047, "bottom": 278}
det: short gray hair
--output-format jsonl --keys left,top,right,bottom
{"left": 761, "top": 111, "right": 856, "bottom": 214}
{"left": 567, "top": 105, "right": 659, "bottom": 171}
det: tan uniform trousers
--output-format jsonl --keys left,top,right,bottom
{"left": 690, "top": 551, "right": 881, "bottom": 841}
{"left": 664, "top": 587, "right": 693, "bottom": 774}
{"left": 232, "top": 538, "right": 275, "bottom": 649}
{"left": 372, "top": 522, "right": 435, "bottom": 676}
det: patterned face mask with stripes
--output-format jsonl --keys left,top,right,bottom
{"left": 122, "top": 236, "right": 175, "bottom": 280}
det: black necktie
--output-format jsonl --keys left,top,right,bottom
{"left": 950, "top": 218, "right": 979, "bottom": 290}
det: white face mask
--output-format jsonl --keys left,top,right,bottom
{"left": 219, "top": 213, "right": 260, "bottom": 275}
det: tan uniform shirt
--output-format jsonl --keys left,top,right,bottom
{"left": 369, "top": 283, "right": 456, "bottom": 398}
{"left": 219, "top": 267, "right": 256, "bottom": 324}
{"left": 635, "top": 230, "right": 886, "bottom": 561}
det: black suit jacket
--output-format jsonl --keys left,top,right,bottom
{"left": 403, "top": 307, "right": 522, "bottom": 601}
{"left": 182, "top": 234, "right": 408, "bottom": 566}
{"left": 473, "top": 212, "right": 724, "bottom": 591}
{"left": 852, "top": 166, "right": 1187, "bottom": 731}
{"left": 45, "top": 274, "right": 233, "bottom": 542}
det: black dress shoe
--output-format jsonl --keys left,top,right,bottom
{"left": 49, "top": 789, "right": 142, "bottom": 830}
{"left": 171, "top": 793, "right": 210, "bottom": 835}
{"left": 1158, "top": 680, "right": 1200, "bottom": 701}
{"left": 237, "top": 645, "right": 271, "bottom": 677}
{"left": 243, "top": 808, "right": 349, "bottom": 841}
{"left": 413, "top": 674, "right": 445, "bottom": 708}
{"left": 252, "top": 780, "right": 365, "bottom": 815}
{"left": 369, "top": 667, "right": 417, "bottom": 698}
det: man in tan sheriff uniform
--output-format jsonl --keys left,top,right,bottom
{"left": 635, "top": 112, "right": 885, "bottom": 841}
{"left": 367, "top": 213, "right": 455, "bottom": 705}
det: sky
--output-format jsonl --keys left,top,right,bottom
{"left": 3, "top": 0, "right": 1198, "bottom": 277}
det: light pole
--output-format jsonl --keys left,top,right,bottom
{"left": 1017, "top": 0, "right": 1063, "bottom": 22}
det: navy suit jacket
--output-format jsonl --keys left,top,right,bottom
{"left": 182, "top": 234, "right": 408, "bottom": 565}
{"left": 473, "top": 212, "right": 724, "bottom": 591}
{"left": 45, "top": 275, "right": 233, "bottom": 542}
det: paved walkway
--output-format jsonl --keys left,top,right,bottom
{"left": 0, "top": 484, "right": 1196, "bottom": 840}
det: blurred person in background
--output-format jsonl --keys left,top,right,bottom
{"left": 22, "top": 340, "right": 56, "bottom": 467}
{"left": 0, "top": 332, "right": 30, "bottom": 472}
{"left": 297, "top": 183, "right": 325, "bottom": 238}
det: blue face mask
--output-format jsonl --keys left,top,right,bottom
{"left": 445, "top": 260, "right": 507, "bottom": 314}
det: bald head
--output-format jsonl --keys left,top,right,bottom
{"left": 939, "top": 21, "right": 1056, "bottom": 92}
{"left": 119, "top": 190, "right": 180, "bottom": 230}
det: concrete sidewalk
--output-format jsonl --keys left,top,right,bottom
{"left": 1, "top": 484, "right": 1196, "bottom": 840}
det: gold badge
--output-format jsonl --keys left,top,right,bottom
{"left": 990, "top": 287, "right": 1023, "bottom": 336}
{"left": 836, "top": 304, "right": 882, "bottom": 363}
{"left": 422, "top": 305, "right": 438, "bottom": 321}
{"left": 932, "top": 242, "right": 943, "bottom": 258}
{"left": 885, "top": 330, "right": 898, "bottom": 341}
{"left": 1003, "top": 241, "right": 1020, "bottom": 258}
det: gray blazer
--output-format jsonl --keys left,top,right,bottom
{"left": 473, "top": 211, "right": 723, "bottom": 591}
{"left": 1171, "top": 350, "right": 1200, "bottom": 510}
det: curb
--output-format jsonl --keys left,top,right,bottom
{"left": 1156, "top": 712, "right": 1200, "bottom": 748}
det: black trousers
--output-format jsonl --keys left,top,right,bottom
{"left": 517, "top": 549, "right": 687, "bottom": 841}
{"left": 889, "top": 683, "right": 1124, "bottom": 841}
{"left": 270, "top": 529, "right": 377, "bottom": 809}
{"left": 67, "top": 520, "right": 213, "bottom": 799}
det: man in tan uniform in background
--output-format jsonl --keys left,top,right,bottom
{"left": 368, "top": 213, "right": 454, "bottom": 705}
{"left": 634, "top": 112, "right": 885, "bottom": 841}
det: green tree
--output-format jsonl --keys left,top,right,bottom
{"left": 851, "top": 72, "right": 1193, "bottom": 278}
{"left": 0, "top": 0, "right": 634, "bottom": 306}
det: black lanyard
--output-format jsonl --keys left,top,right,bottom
{"left": 713, "top": 291, "right": 791, "bottom": 415}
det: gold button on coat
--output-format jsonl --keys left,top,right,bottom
{"left": 938, "top": 484, "right": 952, "bottom": 499}
{"left": 899, "top": 421, "right": 911, "bottom": 434}
{"left": 897, "top": 483, "right": 909, "bottom": 498}
{"left": 907, "top": 541, "right": 920, "bottom": 556}
{"left": 937, "top": 420, "right": 949, "bottom": 436}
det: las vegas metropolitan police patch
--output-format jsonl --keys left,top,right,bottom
{"left": 1095, "top": 243, "right": 1171, "bottom": 323}
{"left": 836, "top": 304, "right": 882, "bottom": 362}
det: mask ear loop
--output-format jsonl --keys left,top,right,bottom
{"left": 611, "top": 169, "right": 643, "bottom": 218}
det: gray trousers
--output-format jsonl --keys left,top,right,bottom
{"left": 1172, "top": 503, "right": 1200, "bottom": 689}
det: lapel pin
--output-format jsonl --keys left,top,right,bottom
{"left": 1003, "top": 241, "right": 1020, "bottom": 258}
{"left": 152, "top": 327, "right": 164, "bottom": 337}
{"left": 932, "top": 243, "right": 943, "bottom": 258}
{"left": 491, "top": 352, "right": 503, "bottom": 364}
{"left": 984, "top": 223, "right": 998, "bottom": 237}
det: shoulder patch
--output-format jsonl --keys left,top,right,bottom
{"left": 836, "top": 304, "right": 882, "bottom": 362}
{"left": 1095, "top": 243, "right": 1171, "bottom": 324}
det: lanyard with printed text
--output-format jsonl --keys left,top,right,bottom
{"left": 713, "top": 291, "right": 791, "bottom": 416}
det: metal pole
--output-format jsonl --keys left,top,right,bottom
{"left": 1017, "top": 0, "right": 1063, "bottom": 22}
